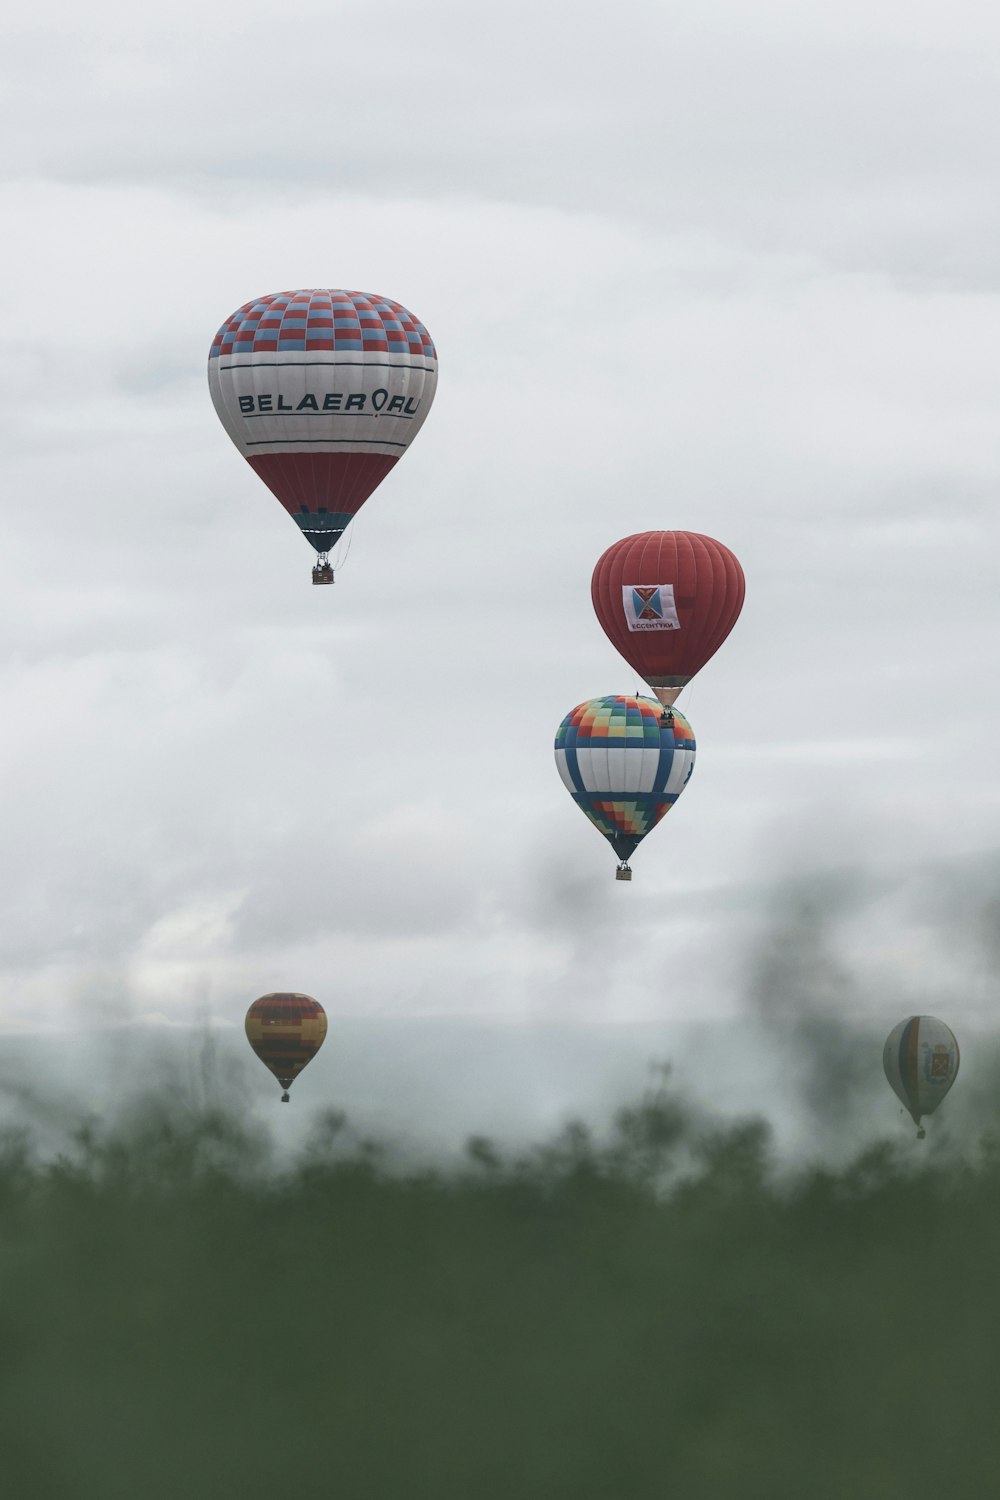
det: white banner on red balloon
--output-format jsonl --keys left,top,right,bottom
{"left": 621, "top": 584, "right": 680, "bottom": 632}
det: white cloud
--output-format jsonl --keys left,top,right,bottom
{"left": 0, "top": 2, "right": 998, "bottom": 1052}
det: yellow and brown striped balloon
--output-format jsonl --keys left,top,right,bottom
{"left": 245, "top": 992, "right": 327, "bottom": 1101}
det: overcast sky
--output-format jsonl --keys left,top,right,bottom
{"left": 2, "top": 1, "right": 999, "bottom": 1136}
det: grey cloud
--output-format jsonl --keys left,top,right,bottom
{"left": 5, "top": 2, "right": 1000, "bottom": 280}
{"left": 1, "top": 0, "right": 999, "bottom": 1059}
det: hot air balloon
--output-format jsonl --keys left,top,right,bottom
{"left": 883, "top": 1015, "right": 959, "bottom": 1139}
{"left": 209, "top": 290, "right": 438, "bottom": 583}
{"left": 591, "top": 532, "right": 745, "bottom": 707}
{"left": 245, "top": 992, "right": 328, "bottom": 1102}
{"left": 554, "top": 695, "right": 695, "bottom": 880}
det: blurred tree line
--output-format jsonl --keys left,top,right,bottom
{"left": 0, "top": 1078, "right": 995, "bottom": 1499}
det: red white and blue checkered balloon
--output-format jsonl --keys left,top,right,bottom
{"left": 208, "top": 289, "right": 438, "bottom": 557}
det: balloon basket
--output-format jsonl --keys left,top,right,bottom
{"left": 917, "top": 1127, "right": 926, "bottom": 1140}
{"left": 281, "top": 1092, "right": 290, "bottom": 1103}
{"left": 615, "top": 864, "right": 633, "bottom": 882}
{"left": 312, "top": 563, "right": 334, "bottom": 585}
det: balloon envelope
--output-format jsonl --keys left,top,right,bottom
{"left": 591, "top": 531, "right": 745, "bottom": 706}
{"left": 883, "top": 1015, "right": 959, "bottom": 1129}
{"left": 245, "top": 992, "right": 327, "bottom": 1096}
{"left": 209, "top": 289, "right": 437, "bottom": 554}
{"left": 554, "top": 695, "right": 695, "bottom": 866}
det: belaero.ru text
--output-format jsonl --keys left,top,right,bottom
{"left": 237, "top": 390, "right": 420, "bottom": 415}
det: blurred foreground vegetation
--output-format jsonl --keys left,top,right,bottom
{"left": 0, "top": 1078, "right": 997, "bottom": 1500}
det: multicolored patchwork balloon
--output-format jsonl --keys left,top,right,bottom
{"left": 883, "top": 1015, "right": 959, "bottom": 1139}
{"left": 554, "top": 695, "right": 696, "bottom": 879}
{"left": 209, "top": 290, "right": 437, "bottom": 582}
{"left": 591, "top": 531, "right": 745, "bottom": 707}
{"left": 245, "top": 992, "right": 328, "bottom": 1102}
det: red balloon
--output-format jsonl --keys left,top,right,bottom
{"left": 591, "top": 532, "right": 745, "bottom": 707}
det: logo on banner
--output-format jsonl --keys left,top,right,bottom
{"left": 928, "top": 1045, "right": 952, "bottom": 1081}
{"left": 622, "top": 584, "right": 680, "bottom": 632}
